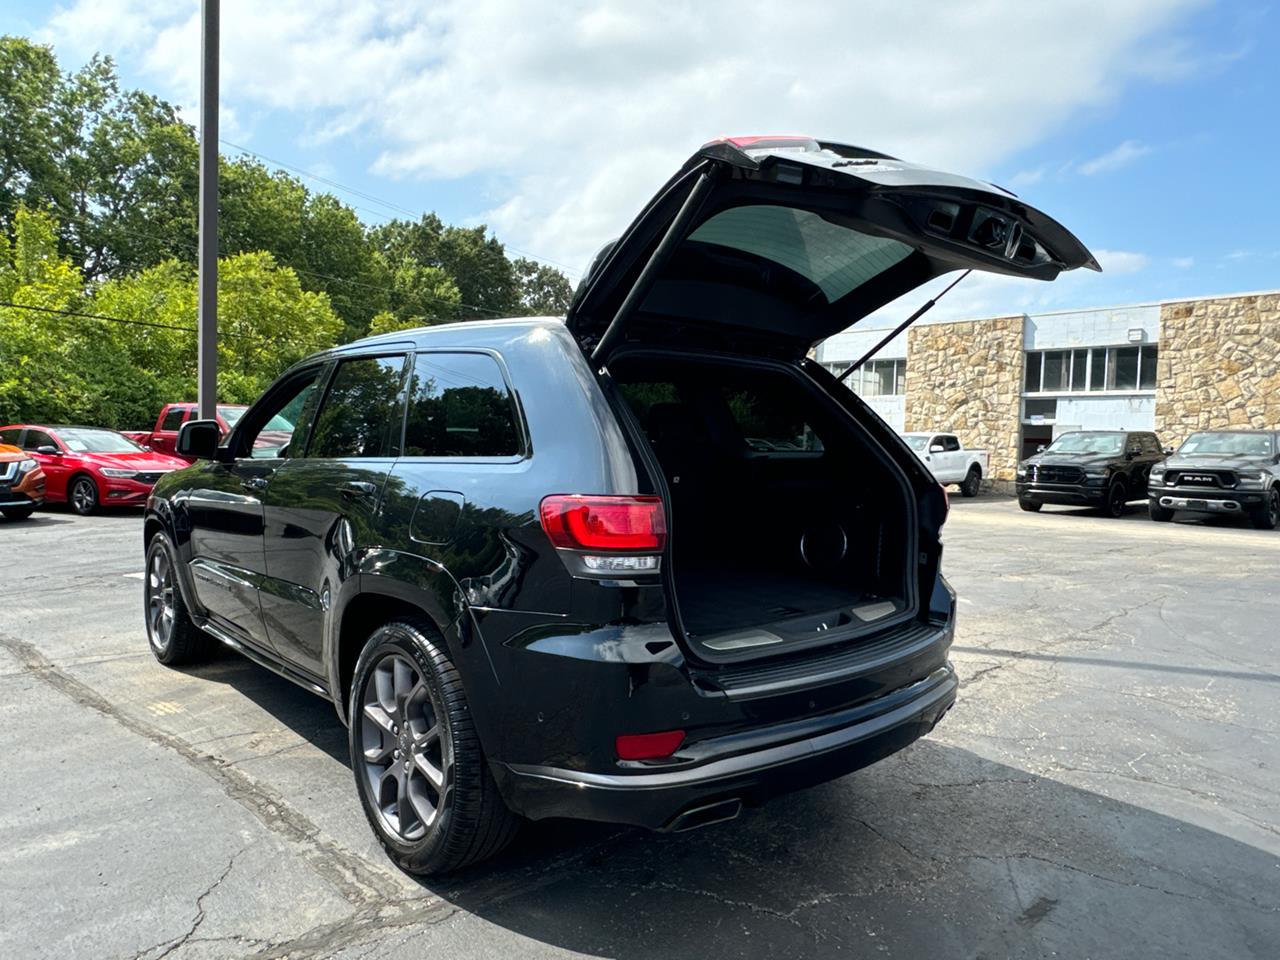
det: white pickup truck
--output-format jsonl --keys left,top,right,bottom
{"left": 901, "top": 432, "right": 989, "bottom": 497}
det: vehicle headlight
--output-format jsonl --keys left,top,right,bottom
{"left": 1083, "top": 468, "right": 1109, "bottom": 479}
{"left": 1016, "top": 463, "right": 1028, "bottom": 477}
{"left": 17, "top": 458, "right": 38, "bottom": 474}
{"left": 1149, "top": 467, "right": 1166, "bottom": 484}
{"left": 1236, "top": 471, "right": 1265, "bottom": 488}
{"left": 100, "top": 468, "right": 138, "bottom": 479}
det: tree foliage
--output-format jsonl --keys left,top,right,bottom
{"left": 0, "top": 206, "right": 343, "bottom": 428}
{"left": 0, "top": 35, "right": 577, "bottom": 427}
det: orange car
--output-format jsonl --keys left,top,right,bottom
{"left": 0, "top": 442, "right": 45, "bottom": 521}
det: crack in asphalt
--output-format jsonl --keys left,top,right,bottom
{"left": 127, "top": 847, "right": 246, "bottom": 960}
{"left": 0, "top": 630, "right": 409, "bottom": 913}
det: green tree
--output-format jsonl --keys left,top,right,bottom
{"left": 513, "top": 257, "right": 574, "bottom": 315}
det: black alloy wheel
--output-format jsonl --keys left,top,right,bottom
{"left": 144, "top": 535, "right": 208, "bottom": 664}
{"left": 1251, "top": 487, "right": 1280, "bottom": 530}
{"left": 1105, "top": 481, "right": 1128, "bottom": 519}
{"left": 960, "top": 466, "right": 982, "bottom": 498}
{"left": 70, "top": 476, "right": 98, "bottom": 515}
{"left": 358, "top": 650, "right": 452, "bottom": 843}
{"left": 349, "top": 620, "right": 519, "bottom": 875}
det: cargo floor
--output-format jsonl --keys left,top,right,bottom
{"left": 676, "top": 568, "right": 869, "bottom": 637}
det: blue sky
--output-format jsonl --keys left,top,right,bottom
{"left": 3, "top": 1, "right": 1277, "bottom": 324}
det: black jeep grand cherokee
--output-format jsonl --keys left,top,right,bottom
{"left": 143, "top": 136, "right": 1096, "bottom": 874}
{"left": 1016, "top": 430, "right": 1166, "bottom": 518}
{"left": 1149, "top": 430, "right": 1280, "bottom": 529}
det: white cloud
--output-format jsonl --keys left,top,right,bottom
{"left": 1172, "top": 256, "right": 1195, "bottom": 269}
{"left": 1008, "top": 167, "right": 1046, "bottom": 188}
{"left": 1078, "top": 139, "right": 1152, "bottom": 175}
{"left": 39, "top": 0, "right": 1202, "bottom": 274}
{"left": 1094, "top": 249, "right": 1150, "bottom": 274}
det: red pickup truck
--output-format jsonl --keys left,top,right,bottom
{"left": 123, "top": 403, "right": 248, "bottom": 460}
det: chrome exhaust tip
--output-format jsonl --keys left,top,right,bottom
{"left": 664, "top": 798, "right": 744, "bottom": 832}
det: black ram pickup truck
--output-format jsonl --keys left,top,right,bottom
{"left": 1149, "top": 430, "right": 1280, "bottom": 529}
{"left": 1016, "top": 430, "right": 1166, "bottom": 518}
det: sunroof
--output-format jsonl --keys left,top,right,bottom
{"left": 688, "top": 204, "right": 913, "bottom": 302}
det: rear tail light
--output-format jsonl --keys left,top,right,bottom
{"left": 616, "top": 730, "right": 685, "bottom": 761}
{"left": 539, "top": 495, "right": 666, "bottom": 552}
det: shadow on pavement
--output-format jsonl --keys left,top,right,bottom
{"left": 182, "top": 658, "right": 1280, "bottom": 957}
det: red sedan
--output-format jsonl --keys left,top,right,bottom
{"left": 0, "top": 424, "right": 189, "bottom": 515}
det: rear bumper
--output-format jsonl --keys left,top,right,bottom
{"left": 494, "top": 663, "right": 957, "bottom": 830}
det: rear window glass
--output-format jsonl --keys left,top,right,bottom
{"left": 403, "top": 353, "right": 520, "bottom": 458}
{"left": 688, "top": 204, "right": 913, "bottom": 302}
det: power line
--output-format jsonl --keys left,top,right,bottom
{"left": 0, "top": 196, "right": 526, "bottom": 319}
{"left": 219, "top": 138, "right": 583, "bottom": 278}
{"left": 0, "top": 299, "right": 282, "bottom": 345}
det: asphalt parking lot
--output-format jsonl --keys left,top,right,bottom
{"left": 1, "top": 497, "right": 1277, "bottom": 959}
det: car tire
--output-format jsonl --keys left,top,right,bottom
{"left": 1149, "top": 501, "right": 1174, "bottom": 522}
{"left": 144, "top": 533, "right": 210, "bottom": 665}
{"left": 1104, "top": 480, "right": 1128, "bottom": 519}
{"left": 349, "top": 619, "right": 520, "bottom": 876}
{"left": 1018, "top": 499, "right": 1042, "bottom": 512}
{"left": 960, "top": 466, "right": 982, "bottom": 498}
{"left": 70, "top": 475, "right": 99, "bottom": 515}
{"left": 1, "top": 506, "right": 34, "bottom": 521}
{"left": 1250, "top": 487, "right": 1280, "bottom": 531}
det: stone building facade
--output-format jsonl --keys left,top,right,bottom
{"left": 903, "top": 315, "right": 1024, "bottom": 483}
{"left": 1155, "top": 292, "right": 1280, "bottom": 438}
{"left": 816, "top": 289, "right": 1280, "bottom": 495}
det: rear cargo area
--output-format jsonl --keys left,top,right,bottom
{"left": 612, "top": 352, "right": 914, "bottom": 657}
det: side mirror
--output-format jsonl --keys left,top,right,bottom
{"left": 1164, "top": 447, "right": 1174, "bottom": 456}
{"left": 177, "top": 419, "right": 223, "bottom": 460}
{"left": 929, "top": 444, "right": 945, "bottom": 454}
{"left": 1125, "top": 450, "right": 1138, "bottom": 460}
{"left": 1036, "top": 444, "right": 1046, "bottom": 453}
{"left": 35, "top": 445, "right": 60, "bottom": 455}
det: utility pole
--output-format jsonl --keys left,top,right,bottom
{"left": 197, "top": 0, "right": 219, "bottom": 419}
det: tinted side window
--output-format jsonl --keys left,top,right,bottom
{"left": 1141, "top": 434, "right": 1161, "bottom": 455}
{"left": 404, "top": 353, "right": 520, "bottom": 458}
{"left": 0, "top": 428, "right": 21, "bottom": 445}
{"left": 943, "top": 436, "right": 961, "bottom": 452}
{"left": 245, "top": 371, "right": 324, "bottom": 459}
{"left": 160, "top": 408, "right": 186, "bottom": 431}
{"left": 309, "top": 356, "right": 407, "bottom": 459}
{"left": 23, "top": 430, "right": 55, "bottom": 450}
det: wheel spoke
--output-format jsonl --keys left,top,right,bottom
{"left": 413, "top": 752, "right": 445, "bottom": 790}
{"left": 392, "top": 657, "right": 414, "bottom": 701}
{"left": 363, "top": 735, "right": 394, "bottom": 764}
{"left": 363, "top": 701, "right": 396, "bottom": 736}
{"left": 396, "top": 764, "right": 417, "bottom": 832}
{"left": 407, "top": 779, "right": 437, "bottom": 827}
{"left": 414, "top": 723, "right": 440, "bottom": 748}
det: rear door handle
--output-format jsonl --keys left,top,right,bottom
{"left": 340, "top": 480, "right": 378, "bottom": 500}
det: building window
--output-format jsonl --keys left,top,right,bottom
{"left": 1023, "top": 398, "right": 1058, "bottom": 422}
{"left": 1024, "top": 344, "right": 1157, "bottom": 394}
{"left": 825, "top": 358, "right": 905, "bottom": 397}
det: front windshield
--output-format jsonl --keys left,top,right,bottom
{"left": 902, "top": 435, "right": 930, "bottom": 452}
{"left": 1044, "top": 432, "right": 1124, "bottom": 455}
{"left": 217, "top": 405, "right": 247, "bottom": 427}
{"left": 57, "top": 428, "right": 144, "bottom": 453}
{"left": 1179, "top": 432, "right": 1274, "bottom": 457}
